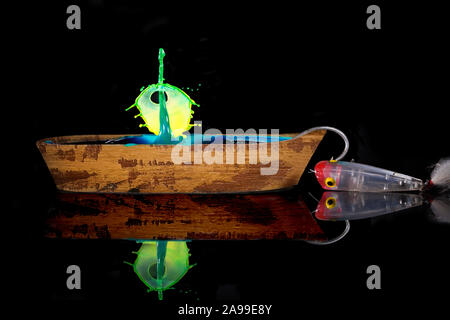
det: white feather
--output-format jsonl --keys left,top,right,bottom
{"left": 430, "top": 157, "right": 450, "bottom": 188}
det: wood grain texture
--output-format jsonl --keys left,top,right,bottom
{"left": 45, "top": 191, "right": 327, "bottom": 240}
{"left": 36, "top": 131, "right": 325, "bottom": 193}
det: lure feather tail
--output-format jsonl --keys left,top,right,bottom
{"left": 429, "top": 157, "right": 450, "bottom": 190}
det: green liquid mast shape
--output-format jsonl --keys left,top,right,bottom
{"left": 125, "top": 241, "right": 195, "bottom": 300}
{"left": 157, "top": 49, "right": 172, "bottom": 142}
{"left": 126, "top": 48, "right": 199, "bottom": 142}
{"left": 156, "top": 240, "right": 167, "bottom": 300}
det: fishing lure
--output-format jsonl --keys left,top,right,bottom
{"left": 314, "top": 160, "right": 424, "bottom": 192}
{"left": 314, "top": 158, "right": 450, "bottom": 192}
{"left": 124, "top": 240, "right": 195, "bottom": 300}
{"left": 126, "top": 48, "right": 199, "bottom": 138}
{"left": 314, "top": 191, "right": 423, "bottom": 221}
{"left": 308, "top": 126, "right": 449, "bottom": 193}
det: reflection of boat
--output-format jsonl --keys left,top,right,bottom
{"left": 124, "top": 240, "right": 194, "bottom": 300}
{"left": 36, "top": 131, "right": 325, "bottom": 193}
{"left": 44, "top": 190, "right": 327, "bottom": 240}
{"left": 315, "top": 191, "right": 423, "bottom": 221}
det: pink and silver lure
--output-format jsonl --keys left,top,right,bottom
{"left": 314, "top": 158, "right": 449, "bottom": 192}
{"left": 315, "top": 191, "right": 423, "bottom": 221}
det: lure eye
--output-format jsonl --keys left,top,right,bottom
{"left": 325, "top": 177, "right": 336, "bottom": 188}
{"left": 325, "top": 197, "right": 337, "bottom": 209}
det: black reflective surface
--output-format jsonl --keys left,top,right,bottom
{"left": 11, "top": 184, "right": 450, "bottom": 317}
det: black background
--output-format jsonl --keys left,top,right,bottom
{"left": 6, "top": 0, "right": 450, "bottom": 318}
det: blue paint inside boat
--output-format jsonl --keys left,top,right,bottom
{"left": 46, "top": 134, "right": 292, "bottom": 145}
{"left": 107, "top": 134, "right": 292, "bottom": 146}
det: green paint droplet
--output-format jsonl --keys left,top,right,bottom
{"left": 126, "top": 240, "right": 193, "bottom": 301}
{"left": 129, "top": 49, "right": 198, "bottom": 141}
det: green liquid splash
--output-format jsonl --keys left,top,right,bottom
{"left": 124, "top": 240, "right": 195, "bottom": 300}
{"left": 126, "top": 48, "right": 199, "bottom": 143}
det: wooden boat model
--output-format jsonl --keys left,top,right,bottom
{"left": 36, "top": 130, "right": 325, "bottom": 193}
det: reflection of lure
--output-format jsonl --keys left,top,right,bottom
{"left": 429, "top": 192, "right": 450, "bottom": 224}
{"left": 314, "top": 158, "right": 450, "bottom": 193}
{"left": 315, "top": 191, "right": 423, "bottom": 221}
{"left": 126, "top": 48, "right": 199, "bottom": 138}
{"left": 125, "top": 240, "right": 195, "bottom": 300}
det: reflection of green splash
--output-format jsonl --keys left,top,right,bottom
{"left": 126, "top": 48, "right": 199, "bottom": 141}
{"left": 125, "top": 241, "right": 195, "bottom": 300}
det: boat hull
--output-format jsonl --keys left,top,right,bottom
{"left": 36, "top": 131, "right": 325, "bottom": 193}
